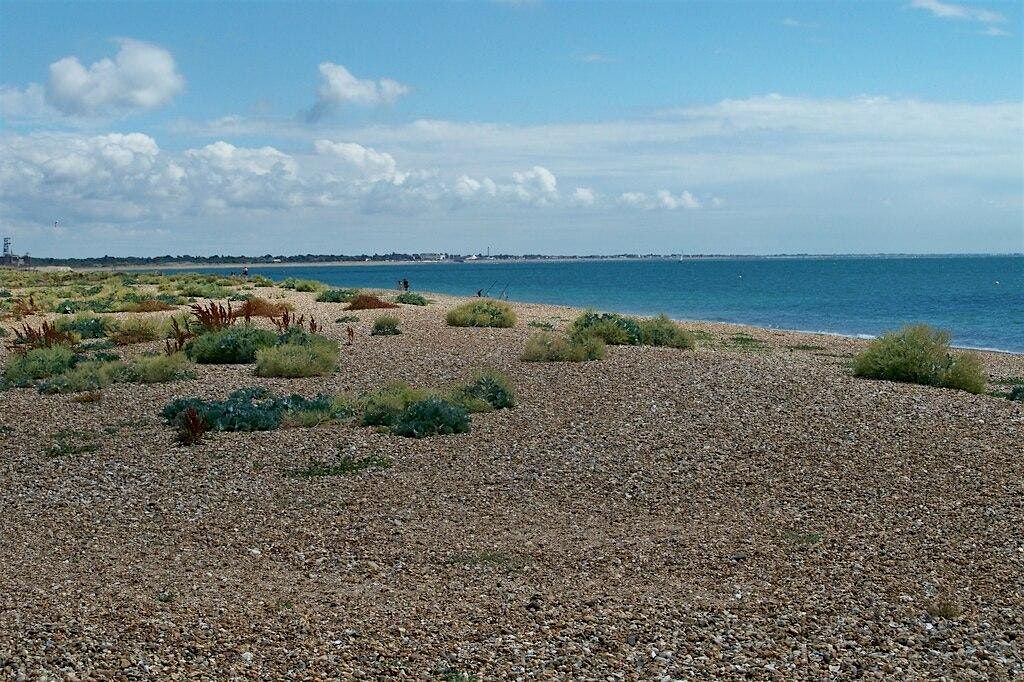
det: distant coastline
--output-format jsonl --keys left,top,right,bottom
{"left": 28, "top": 251, "right": 1022, "bottom": 272}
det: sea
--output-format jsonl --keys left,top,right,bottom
{"left": 167, "top": 255, "right": 1023, "bottom": 353}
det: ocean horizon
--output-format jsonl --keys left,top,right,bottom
{"left": 162, "top": 254, "right": 1023, "bottom": 353}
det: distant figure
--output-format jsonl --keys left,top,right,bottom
{"left": 397, "top": 280, "right": 403, "bottom": 290}
{"left": 242, "top": 266, "right": 249, "bottom": 277}
{"left": 346, "top": 326, "right": 355, "bottom": 345}
{"left": 476, "top": 289, "right": 483, "bottom": 297}
{"left": 401, "top": 278, "right": 410, "bottom": 291}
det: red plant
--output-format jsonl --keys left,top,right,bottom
{"left": 177, "top": 407, "right": 208, "bottom": 445}
{"left": 11, "top": 295, "right": 39, "bottom": 319}
{"left": 10, "top": 320, "right": 77, "bottom": 350}
{"left": 346, "top": 325, "right": 355, "bottom": 345}
{"left": 345, "top": 294, "right": 398, "bottom": 311}
{"left": 232, "top": 297, "right": 291, "bottom": 320}
{"left": 190, "top": 301, "right": 235, "bottom": 331}
{"left": 271, "top": 311, "right": 322, "bottom": 334}
{"left": 164, "top": 317, "right": 194, "bottom": 356}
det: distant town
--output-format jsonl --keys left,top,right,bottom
{"left": 1, "top": 238, "right": 1015, "bottom": 270}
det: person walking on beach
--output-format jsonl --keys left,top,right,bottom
{"left": 401, "top": 278, "right": 410, "bottom": 291}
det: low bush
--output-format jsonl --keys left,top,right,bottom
{"left": 346, "top": 294, "right": 399, "bottom": 310}
{"left": 521, "top": 331, "right": 604, "bottom": 362}
{"left": 55, "top": 313, "right": 109, "bottom": 339}
{"left": 249, "top": 275, "right": 274, "bottom": 287}
{"left": 11, "top": 321, "right": 78, "bottom": 349}
{"left": 445, "top": 299, "right": 516, "bottom": 328}
{"left": 395, "top": 292, "right": 428, "bottom": 306}
{"left": 110, "top": 318, "right": 162, "bottom": 345}
{"left": 124, "top": 352, "right": 195, "bottom": 383}
{"left": 316, "top": 288, "right": 360, "bottom": 303}
{"left": 52, "top": 297, "right": 117, "bottom": 314}
{"left": 1009, "top": 385, "right": 1024, "bottom": 401}
{"left": 162, "top": 388, "right": 341, "bottom": 432}
{"left": 638, "top": 315, "right": 696, "bottom": 349}
{"left": 371, "top": 316, "right": 401, "bottom": 336}
{"left": 282, "top": 395, "right": 356, "bottom": 427}
{"left": 255, "top": 335, "right": 339, "bottom": 377}
{"left": 121, "top": 299, "right": 177, "bottom": 313}
{"left": 233, "top": 297, "right": 292, "bottom": 319}
{"left": 335, "top": 315, "right": 360, "bottom": 323}
{"left": 361, "top": 382, "right": 436, "bottom": 426}
{"left": 852, "top": 324, "right": 986, "bottom": 394}
{"left": 185, "top": 325, "right": 278, "bottom": 363}
{"left": 527, "top": 321, "right": 554, "bottom": 330}
{"left": 37, "top": 360, "right": 124, "bottom": 394}
{"left": 449, "top": 369, "right": 516, "bottom": 412}
{"left": 570, "top": 311, "right": 641, "bottom": 345}
{"left": 392, "top": 397, "right": 470, "bottom": 438}
{"left": 281, "top": 278, "right": 323, "bottom": 292}
{"left": 177, "top": 282, "right": 232, "bottom": 299}
{"left": 3, "top": 346, "right": 77, "bottom": 386}
{"left": 285, "top": 453, "right": 390, "bottom": 477}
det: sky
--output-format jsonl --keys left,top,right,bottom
{"left": 0, "top": 0, "right": 1021, "bottom": 258}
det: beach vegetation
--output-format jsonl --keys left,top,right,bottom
{"left": 449, "top": 368, "right": 516, "bottom": 412}
{"left": 335, "top": 315, "right": 360, "bottom": 323}
{"left": 371, "top": 315, "right": 401, "bottom": 336}
{"left": 37, "top": 359, "right": 125, "bottom": 394}
{"left": 54, "top": 313, "right": 110, "bottom": 339}
{"left": 1007, "top": 385, "right": 1024, "bottom": 401}
{"left": 281, "top": 277, "right": 323, "bottom": 292}
{"left": 852, "top": 324, "right": 986, "bottom": 394}
{"left": 123, "top": 352, "right": 196, "bottom": 384}
{"left": 446, "top": 299, "right": 516, "bottom": 328}
{"left": 232, "top": 297, "right": 293, "bottom": 319}
{"left": 346, "top": 294, "right": 399, "bottom": 310}
{"left": 285, "top": 453, "right": 390, "bottom": 478}
{"left": 162, "top": 387, "right": 343, "bottom": 433}
{"left": 392, "top": 397, "right": 470, "bottom": 438}
{"left": 255, "top": 334, "right": 339, "bottom": 377}
{"left": 361, "top": 382, "right": 436, "bottom": 426}
{"left": 569, "top": 311, "right": 641, "bottom": 345}
{"left": 316, "top": 288, "right": 360, "bottom": 303}
{"left": 527, "top": 321, "right": 554, "bottom": 330}
{"left": 728, "top": 333, "right": 768, "bottom": 352}
{"left": 395, "top": 292, "right": 429, "bottom": 306}
{"left": 638, "top": 315, "right": 697, "bottom": 349}
{"left": 109, "top": 317, "right": 162, "bottom": 345}
{"left": 521, "top": 331, "right": 605, "bottom": 362}
{"left": 176, "top": 281, "right": 233, "bottom": 299}
{"left": 185, "top": 325, "right": 278, "bottom": 363}
{"left": 9, "top": 320, "right": 79, "bottom": 349}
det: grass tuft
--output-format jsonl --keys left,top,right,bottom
{"left": 446, "top": 299, "right": 516, "bottom": 328}
{"left": 852, "top": 324, "right": 986, "bottom": 394}
{"left": 521, "top": 331, "right": 605, "bottom": 362}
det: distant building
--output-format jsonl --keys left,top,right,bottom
{"left": 417, "top": 252, "right": 447, "bottom": 261}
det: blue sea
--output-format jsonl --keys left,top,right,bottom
{"left": 170, "top": 255, "right": 1023, "bottom": 353}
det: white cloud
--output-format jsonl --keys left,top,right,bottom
{"left": 617, "top": 190, "right": 702, "bottom": 210}
{"left": 306, "top": 63, "right": 409, "bottom": 121}
{"left": 572, "top": 186, "right": 596, "bottom": 206}
{"left": 909, "top": 0, "right": 1008, "bottom": 32}
{"left": 314, "top": 139, "right": 400, "bottom": 182}
{"left": 510, "top": 165, "right": 558, "bottom": 205}
{"left": 1, "top": 39, "right": 184, "bottom": 119}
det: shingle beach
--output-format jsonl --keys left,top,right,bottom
{"left": 1, "top": 286, "right": 1022, "bottom": 680}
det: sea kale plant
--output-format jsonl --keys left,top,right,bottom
{"left": 852, "top": 324, "right": 986, "bottom": 394}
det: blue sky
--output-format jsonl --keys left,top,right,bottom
{"left": 1, "top": 0, "right": 1021, "bottom": 256}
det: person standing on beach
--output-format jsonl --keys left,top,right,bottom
{"left": 401, "top": 278, "right": 410, "bottom": 291}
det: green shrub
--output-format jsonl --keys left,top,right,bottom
{"left": 527, "top": 321, "right": 554, "bottom": 330}
{"left": 361, "top": 382, "right": 436, "bottom": 426}
{"left": 55, "top": 313, "right": 110, "bottom": 339}
{"left": 53, "top": 297, "right": 118, "bottom": 314}
{"left": 185, "top": 325, "right": 277, "bottom": 363}
{"left": 395, "top": 292, "right": 428, "bottom": 306}
{"left": 450, "top": 369, "right": 516, "bottom": 412}
{"left": 281, "top": 278, "right": 323, "bottom": 292}
{"left": 124, "top": 352, "right": 195, "bottom": 383}
{"left": 0, "top": 289, "right": 10, "bottom": 298}
{"left": 316, "top": 288, "right": 360, "bottom": 302}
{"left": 3, "top": 346, "right": 77, "bottom": 385}
{"left": 638, "top": 315, "right": 696, "bottom": 349}
{"left": 177, "top": 282, "right": 232, "bottom": 299}
{"left": 282, "top": 396, "right": 355, "bottom": 427}
{"left": 521, "top": 332, "right": 605, "bottom": 362}
{"left": 0, "top": 326, "right": 7, "bottom": 337}
{"left": 250, "top": 275, "right": 274, "bottom": 287}
{"left": 371, "top": 315, "right": 401, "bottom": 336}
{"left": 335, "top": 315, "right": 360, "bottom": 323}
{"left": 852, "top": 324, "right": 987, "bottom": 394}
{"left": 392, "top": 397, "right": 470, "bottom": 438}
{"left": 255, "top": 336, "right": 339, "bottom": 377}
{"left": 37, "top": 360, "right": 125, "bottom": 394}
{"left": 569, "top": 311, "right": 641, "bottom": 345}
{"left": 162, "top": 388, "right": 339, "bottom": 432}
{"left": 446, "top": 299, "right": 516, "bottom": 328}
{"left": 110, "top": 317, "right": 162, "bottom": 345}
{"left": 1009, "top": 385, "right": 1024, "bottom": 401}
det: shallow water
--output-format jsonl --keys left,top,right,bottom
{"left": 167, "top": 255, "right": 1023, "bottom": 352}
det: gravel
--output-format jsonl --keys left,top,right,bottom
{"left": 1, "top": 287, "right": 1022, "bottom": 679}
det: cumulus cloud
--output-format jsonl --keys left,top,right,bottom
{"left": 572, "top": 186, "right": 596, "bottom": 206}
{"left": 618, "top": 190, "right": 702, "bottom": 210}
{"left": 0, "top": 39, "right": 184, "bottom": 119}
{"left": 306, "top": 63, "right": 409, "bottom": 122}
{"left": 314, "top": 139, "right": 400, "bottom": 182}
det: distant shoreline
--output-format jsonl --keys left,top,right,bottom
{"left": 58, "top": 252, "right": 1022, "bottom": 273}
